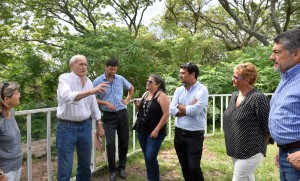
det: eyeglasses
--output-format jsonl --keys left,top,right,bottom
{"left": 146, "top": 80, "right": 153, "bottom": 84}
{"left": 232, "top": 75, "right": 242, "bottom": 80}
{"left": 1, "top": 82, "right": 9, "bottom": 99}
{"left": 182, "top": 62, "right": 193, "bottom": 66}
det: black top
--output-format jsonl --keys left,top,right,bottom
{"left": 137, "top": 94, "right": 166, "bottom": 135}
{"left": 223, "top": 89, "right": 270, "bottom": 159}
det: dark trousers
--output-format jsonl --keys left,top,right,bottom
{"left": 174, "top": 127, "right": 205, "bottom": 181}
{"left": 102, "top": 109, "right": 129, "bottom": 173}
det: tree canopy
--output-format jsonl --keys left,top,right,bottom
{"left": 1, "top": 0, "right": 296, "bottom": 109}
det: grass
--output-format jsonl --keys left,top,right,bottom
{"left": 93, "top": 133, "right": 280, "bottom": 181}
{"left": 202, "top": 134, "right": 279, "bottom": 181}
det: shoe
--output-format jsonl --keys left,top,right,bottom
{"left": 110, "top": 172, "right": 117, "bottom": 181}
{"left": 118, "top": 168, "right": 126, "bottom": 179}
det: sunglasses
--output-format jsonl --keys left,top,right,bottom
{"left": 146, "top": 80, "right": 154, "bottom": 84}
{"left": 232, "top": 75, "right": 242, "bottom": 80}
{"left": 1, "top": 82, "right": 9, "bottom": 99}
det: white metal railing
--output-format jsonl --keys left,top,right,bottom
{"left": 15, "top": 93, "right": 272, "bottom": 180}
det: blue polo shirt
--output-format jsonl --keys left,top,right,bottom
{"left": 93, "top": 73, "right": 132, "bottom": 112}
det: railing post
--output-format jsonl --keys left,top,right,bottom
{"left": 27, "top": 114, "right": 32, "bottom": 181}
{"left": 133, "top": 102, "right": 136, "bottom": 152}
{"left": 168, "top": 96, "right": 172, "bottom": 140}
{"left": 212, "top": 96, "right": 216, "bottom": 134}
{"left": 225, "top": 95, "right": 229, "bottom": 108}
{"left": 115, "top": 132, "right": 119, "bottom": 161}
{"left": 46, "top": 112, "right": 52, "bottom": 181}
{"left": 168, "top": 116, "right": 172, "bottom": 140}
{"left": 220, "top": 96, "right": 224, "bottom": 133}
{"left": 91, "top": 119, "right": 96, "bottom": 171}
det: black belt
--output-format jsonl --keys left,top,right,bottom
{"left": 103, "top": 108, "right": 127, "bottom": 114}
{"left": 57, "top": 118, "right": 90, "bottom": 125}
{"left": 176, "top": 127, "right": 205, "bottom": 135}
{"left": 278, "top": 141, "right": 300, "bottom": 150}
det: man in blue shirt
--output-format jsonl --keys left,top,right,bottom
{"left": 93, "top": 58, "right": 134, "bottom": 181}
{"left": 169, "top": 62, "right": 208, "bottom": 181}
{"left": 269, "top": 29, "right": 300, "bottom": 180}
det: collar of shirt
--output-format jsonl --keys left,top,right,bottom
{"left": 70, "top": 72, "right": 88, "bottom": 83}
{"left": 280, "top": 63, "right": 300, "bottom": 80}
{"left": 183, "top": 81, "right": 198, "bottom": 90}
{"left": 103, "top": 73, "right": 115, "bottom": 81}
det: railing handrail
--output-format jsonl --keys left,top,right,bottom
{"left": 15, "top": 107, "right": 57, "bottom": 115}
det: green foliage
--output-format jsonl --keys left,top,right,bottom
{"left": 53, "top": 27, "right": 157, "bottom": 97}
{"left": 200, "top": 46, "right": 280, "bottom": 94}
{"left": 1, "top": 46, "right": 59, "bottom": 109}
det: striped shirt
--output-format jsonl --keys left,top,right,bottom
{"left": 269, "top": 63, "right": 300, "bottom": 145}
{"left": 169, "top": 81, "right": 208, "bottom": 131}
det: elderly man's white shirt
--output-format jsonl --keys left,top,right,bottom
{"left": 56, "top": 72, "right": 101, "bottom": 121}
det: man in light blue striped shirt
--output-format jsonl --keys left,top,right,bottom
{"left": 169, "top": 62, "right": 208, "bottom": 181}
{"left": 269, "top": 29, "right": 300, "bottom": 180}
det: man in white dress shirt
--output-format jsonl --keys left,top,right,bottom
{"left": 56, "top": 55, "right": 108, "bottom": 181}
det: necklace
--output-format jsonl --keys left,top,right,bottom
{"left": 142, "top": 90, "right": 158, "bottom": 117}
{"left": 143, "top": 100, "right": 150, "bottom": 116}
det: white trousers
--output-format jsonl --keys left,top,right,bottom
{"left": 6, "top": 167, "right": 22, "bottom": 181}
{"left": 232, "top": 153, "right": 264, "bottom": 181}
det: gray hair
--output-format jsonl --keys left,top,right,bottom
{"left": 69, "top": 55, "right": 86, "bottom": 65}
{"left": 274, "top": 29, "right": 300, "bottom": 53}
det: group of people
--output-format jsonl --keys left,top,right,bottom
{"left": 222, "top": 29, "right": 300, "bottom": 181}
{"left": 1, "top": 29, "right": 300, "bottom": 181}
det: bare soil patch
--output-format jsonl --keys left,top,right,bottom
{"left": 21, "top": 141, "right": 211, "bottom": 181}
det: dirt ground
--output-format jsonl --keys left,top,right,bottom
{"left": 21, "top": 149, "right": 180, "bottom": 181}
{"left": 21, "top": 144, "right": 213, "bottom": 181}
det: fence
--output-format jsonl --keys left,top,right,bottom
{"left": 15, "top": 93, "right": 272, "bottom": 180}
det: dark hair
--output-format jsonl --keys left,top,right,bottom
{"left": 274, "top": 29, "right": 300, "bottom": 53}
{"left": 180, "top": 62, "right": 199, "bottom": 79}
{"left": 106, "top": 58, "right": 119, "bottom": 67}
{"left": 151, "top": 74, "right": 166, "bottom": 93}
